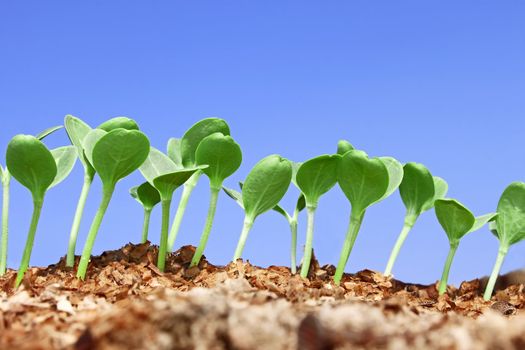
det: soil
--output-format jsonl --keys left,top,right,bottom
{"left": 1, "top": 242, "right": 525, "bottom": 350}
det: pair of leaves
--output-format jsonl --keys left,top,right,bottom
{"left": 130, "top": 182, "right": 161, "bottom": 211}
{"left": 180, "top": 118, "right": 230, "bottom": 168}
{"left": 492, "top": 182, "right": 525, "bottom": 246}
{"left": 434, "top": 199, "right": 496, "bottom": 243}
{"left": 338, "top": 150, "right": 403, "bottom": 214}
{"left": 400, "top": 162, "right": 448, "bottom": 216}
{"left": 296, "top": 154, "right": 341, "bottom": 208}
{"left": 6, "top": 136, "right": 77, "bottom": 200}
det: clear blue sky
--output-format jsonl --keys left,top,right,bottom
{"left": 1, "top": 1, "right": 524, "bottom": 285}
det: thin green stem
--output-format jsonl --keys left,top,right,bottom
{"left": 384, "top": 213, "right": 417, "bottom": 276}
{"left": 290, "top": 218, "right": 298, "bottom": 275}
{"left": 76, "top": 186, "right": 114, "bottom": 280}
{"left": 66, "top": 173, "right": 93, "bottom": 267}
{"left": 483, "top": 244, "right": 509, "bottom": 301}
{"left": 15, "top": 199, "right": 43, "bottom": 288}
{"left": 334, "top": 208, "right": 365, "bottom": 285}
{"left": 157, "top": 199, "right": 172, "bottom": 271}
{"left": 438, "top": 242, "right": 459, "bottom": 295}
{"left": 141, "top": 209, "right": 152, "bottom": 243}
{"left": 167, "top": 172, "right": 200, "bottom": 252}
{"left": 190, "top": 187, "right": 220, "bottom": 267}
{"left": 0, "top": 173, "right": 11, "bottom": 276}
{"left": 300, "top": 206, "right": 317, "bottom": 278}
{"left": 233, "top": 215, "right": 254, "bottom": 261}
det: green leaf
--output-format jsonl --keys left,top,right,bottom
{"left": 291, "top": 161, "right": 302, "bottom": 187}
{"left": 64, "top": 115, "right": 95, "bottom": 175}
{"left": 6, "top": 135, "right": 57, "bottom": 200}
{"left": 338, "top": 150, "right": 389, "bottom": 214}
{"left": 92, "top": 129, "right": 150, "bottom": 188}
{"left": 434, "top": 199, "right": 475, "bottom": 242}
{"left": 242, "top": 155, "right": 292, "bottom": 220}
{"left": 167, "top": 138, "right": 182, "bottom": 167}
{"left": 97, "top": 117, "right": 139, "bottom": 131}
{"left": 130, "top": 181, "right": 161, "bottom": 210}
{"left": 139, "top": 147, "right": 179, "bottom": 183}
{"left": 337, "top": 140, "right": 354, "bottom": 155}
{"left": 399, "top": 162, "right": 435, "bottom": 216}
{"left": 469, "top": 213, "right": 497, "bottom": 233}
{"left": 181, "top": 118, "right": 230, "bottom": 167}
{"left": 82, "top": 129, "right": 107, "bottom": 167}
{"left": 496, "top": 182, "right": 525, "bottom": 246}
{"left": 421, "top": 176, "right": 449, "bottom": 212}
{"left": 378, "top": 157, "right": 404, "bottom": 202}
{"left": 296, "top": 155, "right": 340, "bottom": 207}
{"left": 36, "top": 125, "right": 63, "bottom": 140}
{"left": 223, "top": 186, "right": 244, "bottom": 209}
{"left": 296, "top": 194, "right": 306, "bottom": 212}
{"left": 152, "top": 168, "right": 203, "bottom": 200}
{"left": 49, "top": 146, "right": 77, "bottom": 188}
{"left": 195, "top": 133, "right": 242, "bottom": 189}
{"left": 489, "top": 220, "right": 499, "bottom": 237}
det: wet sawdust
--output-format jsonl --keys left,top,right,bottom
{"left": 1, "top": 242, "right": 525, "bottom": 349}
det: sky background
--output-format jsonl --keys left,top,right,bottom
{"left": 0, "top": 1, "right": 524, "bottom": 285}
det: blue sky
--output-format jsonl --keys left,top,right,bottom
{"left": 0, "top": 1, "right": 524, "bottom": 285}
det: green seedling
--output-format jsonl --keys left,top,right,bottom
{"left": 0, "top": 125, "right": 63, "bottom": 276}
{"left": 130, "top": 182, "right": 161, "bottom": 243}
{"left": 76, "top": 128, "right": 150, "bottom": 279}
{"left": 97, "top": 116, "right": 139, "bottom": 131}
{"left": 334, "top": 150, "right": 403, "bottom": 285}
{"left": 296, "top": 154, "right": 340, "bottom": 278}
{"left": 6, "top": 135, "right": 76, "bottom": 287}
{"left": 434, "top": 199, "right": 496, "bottom": 295}
{"left": 190, "top": 132, "right": 242, "bottom": 267}
{"left": 139, "top": 147, "right": 204, "bottom": 271}
{"left": 384, "top": 162, "right": 448, "bottom": 276}
{"left": 167, "top": 118, "right": 230, "bottom": 252}
{"left": 225, "top": 155, "right": 292, "bottom": 261}
{"left": 484, "top": 182, "right": 525, "bottom": 300}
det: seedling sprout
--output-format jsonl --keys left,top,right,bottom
{"left": 130, "top": 182, "right": 161, "bottom": 243}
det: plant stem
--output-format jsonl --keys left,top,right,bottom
{"left": 300, "top": 206, "right": 317, "bottom": 278}
{"left": 438, "top": 242, "right": 459, "bottom": 295}
{"left": 190, "top": 186, "right": 220, "bottom": 267}
{"left": 232, "top": 215, "right": 254, "bottom": 261}
{"left": 141, "top": 209, "right": 152, "bottom": 243}
{"left": 66, "top": 173, "right": 93, "bottom": 267}
{"left": 483, "top": 244, "right": 509, "bottom": 301}
{"left": 167, "top": 172, "right": 200, "bottom": 252}
{"left": 157, "top": 199, "right": 172, "bottom": 272}
{"left": 384, "top": 213, "right": 417, "bottom": 276}
{"left": 334, "top": 208, "right": 365, "bottom": 285}
{"left": 76, "top": 186, "right": 114, "bottom": 280}
{"left": 15, "top": 199, "right": 43, "bottom": 288}
{"left": 289, "top": 218, "right": 298, "bottom": 274}
{"left": 0, "top": 173, "right": 10, "bottom": 276}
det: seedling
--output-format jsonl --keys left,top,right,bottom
{"left": 334, "top": 150, "right": 403, "bottom": 285}
{"left": 434, "top": 198, "right": 495, "bottom": 295}
{"left": 483, "top": 182, "right": 525, "bottom": 300}
{"left": 0, "top": 125, "right": 63, "bottom": 276}
{"left": 130, "top": 182, "right": 161, "bottom": 243}
{"left": 76, "top": 128, "right": 150, "bottom": 279}
{"left": 64, "top": 115, "right": 140, "bottom": 267}
{"left": 139, "top": 147, "right": 203, "bottom": 271}
{"left": 6, "top": 135, "right": 76, "bottom": 287}
{"left": 225, "top": 155, "right": 292, "bottom": 261}
{"left": 167, "top": 118, "right": 230, "bottom": 252}
{"left": 384, "top": 162, "right": 448, "bottom": 276}
{"left": 190, "top": 132, "right": 242, "bottom": 267}
{"left": 296, "top": 154, "right": 340, "bottom": 278}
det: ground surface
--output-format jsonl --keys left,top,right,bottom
{"left": 1, "top": 242, "right": 525, "bottom": 349}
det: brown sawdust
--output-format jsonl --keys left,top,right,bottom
{"left": 0, "top": 242, "right": 524, "bottom": 349}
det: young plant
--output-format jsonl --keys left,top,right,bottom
{"left": 334, "top": 150, "right": 403, "bottom": 285}
{"left": 434, "top": 199, "right": 496, "bottom": 295}
{"left": 483, "top": 182, "right": 525, "bottom": 300}
{"left": 225, "top": 155, "right": 292, "bottom": 261}
{"left": 130, "top": 182, "right": 161, "bottom": 243}
{"left": 190, "top": 132, "right": 242, "bottom": 267}
{"left": 384, "top": 162, "right": 448, "bottom": 276}
{"left": 139, "top": 147, "right": 204, "bottom": 271}
{"left": 167, "top": 118, "right": 230, "bottom": 252}
{"left": 6, "top": 135, "right": 76, "bottom": 287}
{"left": 76, "top": 128, "right": 150, "bottom": 279}
{"left": 296, "top": 154, "right": 340, "bottom": 278}
{"left": 0, "top": 125, "right": 63, "bottom": 276}
{"left": 64, "top": 115, "right": 140, "bottom": 267}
